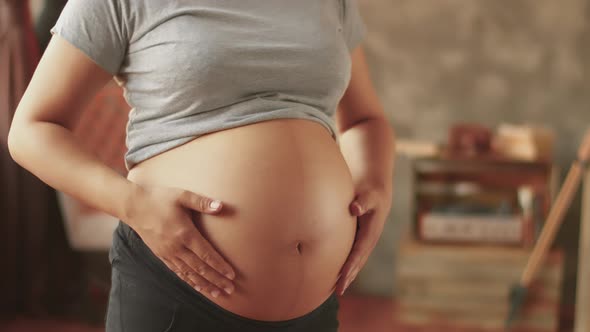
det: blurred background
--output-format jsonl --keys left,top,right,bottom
{"left": 1, "top": 0, "right": 590, "bottom": 332}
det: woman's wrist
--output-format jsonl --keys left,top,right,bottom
{"left": 120, "top": 181, "right": 147, "bottom": 223}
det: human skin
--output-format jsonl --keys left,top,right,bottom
{"left": 125, "top": 116, "right": 359, "bottom": 319}
{"left": 8, "top": 33, "right": 394, "bottom": 320}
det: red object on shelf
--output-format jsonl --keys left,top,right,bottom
{"left": 448, "top": 123, "right": 493, "bottom": 157}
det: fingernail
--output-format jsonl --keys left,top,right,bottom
{"left": 195, "top": 286, "right": 202, "bottom": 292}
{"left": 211, "top": 290, "right": 220, "bottom": 298}
{"left": 343, "top": 277, "right": 354, "bottom": 294}
{"left": 352, "top": 202, "right": 363, "bottom": 215}
{"left": 225, "top": 272, "right": 235, "bottom": 280}
{"left": 209, "top": 200, "right": 221, "bottom": 210}
{"left": 224, "top": 287, "right": 233, "bottom": 295}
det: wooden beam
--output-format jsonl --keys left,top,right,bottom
{"left": 575, "top": 168, "right": 590, "bottom": 332}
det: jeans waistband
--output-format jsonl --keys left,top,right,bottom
{"left": 114, "top": 220, "right": 338, "bottom": 329}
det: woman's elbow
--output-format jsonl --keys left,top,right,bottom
{"left": 6, "top": 112, "right": 40, "bottom": 166}
{"left": 7, "top": 120, "right": 28, "bottom": 164}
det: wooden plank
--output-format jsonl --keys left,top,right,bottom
{"left": 395, "top": 238, "right": 564, "bottom": 331}
{"left": 398, "top": 296, "right": 557, "bottom": 316}
{"left": 396, "top": 277, "right": 561, "bottom": 303}
{"left": 396, "top": 240, "right": 563, "bottom": 284}
{"left": 396, "top": 258, "right": 562, "bottom": 286}
{"left": 397, "top": 239, "right": 564, "bottom": 264}
{"left": 575, "top": 169, "right": 590, "bottom": 332}
{"left": 397, "top": 309, "right": 557, "bottom": 332}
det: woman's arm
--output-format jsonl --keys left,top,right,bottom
{"left": 8, "top": 34, "right": 137, "bottom": 220}
{"left": 336, "top": 46, "right": 395, "bottom": 193}
{"left": 335, "top": 45, "right": 396, "bottom": 295}
{"left": 8, "top": 35, "right": 236, "bottom": 296}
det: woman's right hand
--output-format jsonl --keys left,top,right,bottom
{"left": 124, "top": 183, "right": 236, "bottom": 298}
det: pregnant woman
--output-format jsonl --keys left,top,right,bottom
{"left": 8, "top": 0, "right": 395, "bottom": 331}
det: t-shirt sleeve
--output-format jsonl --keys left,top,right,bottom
{"left": 342, "top": 0, "right": 367, "bottom": 51}
{"left": 49, "top": 0, "right": 130, "bottom": 75}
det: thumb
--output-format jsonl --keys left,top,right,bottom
{"left": 350, "top": 191, "right": 378, "bottom": 216}
{"left": 178, "top": 190, "right": 223, "bottom": 214}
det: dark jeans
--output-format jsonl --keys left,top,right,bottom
{"left": 105, "top": 220, "right": 340, "bottom": 332}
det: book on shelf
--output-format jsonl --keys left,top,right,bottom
{"left": 414, "top": 183, "right": 543, "bottom": 247}
{"left": 412, "top": 155, "right": 555, "bottom": 247}
{"left": 417, "top": 211, "right": 526, "bottom": 245}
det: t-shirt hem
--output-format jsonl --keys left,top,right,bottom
{"left": 124, "top": 114, "right": 338, "bottom": 171}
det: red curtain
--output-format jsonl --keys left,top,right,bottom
{"left": 0, "top": 0, "right": 84, "bottom": 318}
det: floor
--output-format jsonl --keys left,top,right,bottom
{"left": 0, "top": 296, "right": 573, "bottom": 332}
{"left": 0, "top": 295, "right": 394, "bottom": 332}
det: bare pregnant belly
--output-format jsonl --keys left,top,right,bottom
{"left": 126, "top": 118, "right": 357, "bottom": 321}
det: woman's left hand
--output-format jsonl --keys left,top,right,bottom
{"left": 336, "top": 182, "right": 392, "bottom": 296}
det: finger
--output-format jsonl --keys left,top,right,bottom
{"left": 183, "top": 229, "right": 236, "bottom": 280}
{"left": 160, "top": 256, "right": 201, "bottom": 290}
{"left": 331, "top": 271, "right": 348, "bottom": 294}
{"left": 177, "top": 247, "right": 234, "bottom": 295}
{"left": 169, "top": 256, "right": 224, "bottom": 298}
{"left": 336, "top": 220, "right": 375, "bottom": 295}
{"left": 336, "top": 245, "right": 364, "bottom": 296}
{"left": 178, "top": 190, "right": 223, "bottom": 214}
{"left": 350, "top": 190, "right": 380, "bottom": 216}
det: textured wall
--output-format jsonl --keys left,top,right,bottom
{"left": 355, "top": 0, "right": 590, "bottom": 306}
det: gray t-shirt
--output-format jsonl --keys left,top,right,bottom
{"left": 50, "top": 0, "right": 366, "bottom": 171}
